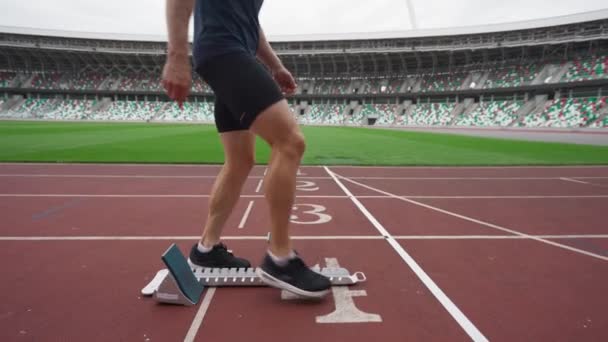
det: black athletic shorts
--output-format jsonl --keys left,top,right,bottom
{"left": 195, "top": 51, "right": 285, "bottom": 132}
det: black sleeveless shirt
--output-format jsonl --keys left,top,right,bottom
{"left": 192, "top": 0, "right": 264, "bottom": 68}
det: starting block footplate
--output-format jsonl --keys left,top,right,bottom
{"left": 141, "top": 244, "right": 366, "bottom": 306}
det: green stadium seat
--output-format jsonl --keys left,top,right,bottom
{"left": 455, "top": 101, "right": 522, "bottom": 127}
{"left": 485, "top": 64, "right": 539, "bottom": 88}
{"left": 405, "top": 102, "right": 455, "bottom": 126}
{"left": 157, "top": 101, "right": 214, "bottom": 122}
{"left": 520, "top": 97, "right": 605, "bottom": 128}
{"left": 562, "top": 55, "right": 608, "bottom": 81}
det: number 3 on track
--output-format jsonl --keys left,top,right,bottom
{"left": 290, "top": 204, "right": 332, "bottom": 224}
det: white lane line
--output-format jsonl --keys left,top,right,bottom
{"left": 351, "top": 176, "right": 608, "bottom": 180}
{"left": 0, "top": 174, "right": 222, "bottom": 179}
{"left": 184, "top": 288, "right": 216, "bottom": 342}
{"left": 356, "top": 195, "right": 608, "bottom": 199}
{"left": 0, "top": 162, "right": 224, "bottom": 167}
{"left": 0, "top": 235, "right": 381, "bottom": 241}
{"left": 1, "top": 194, "right": 607, "bottom": 200}
{"left": 2, "top": 162, "right": 607, "bottom": 169}
{"left": 393, "top": 235, "right": 608, "bottom": 240}
{"left": 3, "top": 173, "right": 608, "bottom": 180}
{"left": 1, "top": 235, "right": 606, "bottom": 241}
{"left": 255, "top": 178, "right": 264, "bottom": 193}
{"left": 0, "top": 174, "right": 334, "bottom": 180}
{"left": 331, "top": 165, "right": 608, "bottom": 169}
{"left": 238, "top": 200, "right": 255, "bottom": 229}
{"left": 0, "top": 236, "right": 262, "bottom": 241}
{"left": 559, "top": 177, "right": 591, "bottom": 185}
{"left": 335, "top": 172, "right": 608, "bottom": 262}
{"left": 324, "top": 166, "right": 488, "bottom": 342}
{"left": 0, "top": 194, "right": 348, "bottom": 198}
{"left": 348, "top": 177, "right": 608, "bottom": 180}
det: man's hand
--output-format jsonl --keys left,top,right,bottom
{"left": 256, "top": 26, "right": 297, "bottom": 95}
{"left": 161, "top": 51, "right": 191, "bottom": 108}
{"left": 272, "top": 66, "right": 297, "bottom": 95}
{"left": 163, "top": 0, "right": 194, "bottom": 108}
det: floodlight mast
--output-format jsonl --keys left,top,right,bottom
{"left": 406, "top": 0, "right": 418, "bottom": 29}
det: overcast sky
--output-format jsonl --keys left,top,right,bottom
{"left": 0, "top": 0, "right": 606, "bottom": 38}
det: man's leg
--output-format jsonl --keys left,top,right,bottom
{"left": 188, "top": 130, "right": 254, "bottom": 268}
{"left": 250, "top": 99, "right": 330, "bottom": 298}
{"left": 200, "top": 130, "right": 256, "bottom": 246}
{"left": 249, "top": 100, "right": 303, "bottom": 257}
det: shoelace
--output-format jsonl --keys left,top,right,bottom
{"left": 287, "top": 255, "right": 307, "bottom": 269}
{"left": 215, "top": 243, "right": 234, "bottom": 256}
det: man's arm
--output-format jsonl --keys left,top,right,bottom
{"left": 162, "top": 0, "right": 195, "bottom": 106}
{"left": 257, "top": 27, "right": 297, "bottom": 95}
{"left": 256, "top": 27, "right": 283, "bottom": 71}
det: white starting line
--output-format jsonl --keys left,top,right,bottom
{"left": 0, "top": 234, "right": 607, "bottom": 241}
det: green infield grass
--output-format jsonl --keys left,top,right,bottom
{"left": 0, "top": 121, "right": 607, "bottom": 165}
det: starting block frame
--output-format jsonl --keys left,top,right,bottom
{"left": 141, "top": 244, "right": 367, "bottom": 306}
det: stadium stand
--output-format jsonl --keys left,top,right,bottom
{"left": 342, "top": 105, "right": 366, "bottom": 125}
{"left": 520, "top": 96, "right": 608, "bottom": 128}
{"left": 29, "top": 72, "right": 67, "bottom": 90}
{"left": 90, "top": 100, "right": 165, "bottom": 121}
{"left": 562, "top": 55, "right": 608, "bottom": 81}
{"left": 43, "top": 99, "right": 98, "bottom": 120}
{"left": 401, "top": 101, "right": 456, "bottom": 126}
{"left": 356, "top": 103, "right": 398, "bottom": 125}
{"left": 117, "top": 72, "right": 163, "bottom": 92}
{"left": 1, "top": 14, "right": 607, "bottom": 129}
{"left": 419, "top": 73, "right": 467, "bottom": 92}
{"left": 0, "top": 72, "right": 17, "bottom": 88}
{"left": 485, "top": 64, "right": 540, "bottom": 88}
{"left": 2, "top": 98, "right": 49, "bottom": 119}
{"left": 156, "top": 101, "right": 214, "bottom": 122}
{"left": 590, "top": 115, "right": 608, "bottom": 128}
{"left": 71, "top": 72, "right": 107, "bottom": 90}
{"left": 455, "top": 100, "right": 523, "bottom": 127}
{"left": 386, "top": 79, "right": 404, "bottom": 93}
{"left": 300, "top": 104, "right": 346, "bottom": 125}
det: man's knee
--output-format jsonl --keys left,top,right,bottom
{"left": 250, "top": 100, "right": 306, "bottom": 160}
{"left": 272, "top": 130, "right": 305, "bottom": 161}
{"left": 289, "top": 131, "right": 306, "bottom": 159}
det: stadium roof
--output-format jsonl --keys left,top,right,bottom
{"left": 1, "top": 8, "right": 608, "bottom": 43}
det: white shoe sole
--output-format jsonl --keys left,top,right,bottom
{"left": 256, "top": 268, "right": 330, "bottom": 299}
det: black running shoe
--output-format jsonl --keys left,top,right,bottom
{"left": 256, "top": 253, "right": 331, "bottom": 299}
{"left": 188, "top": 243, "right": 251, "bottom": 268}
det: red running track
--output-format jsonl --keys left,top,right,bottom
{"left": 0, "top": 163, "right": 607, "bottom": 342}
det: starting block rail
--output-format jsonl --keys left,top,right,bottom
{"left": 141, "top": 244, "right": 367, "bottom": 306}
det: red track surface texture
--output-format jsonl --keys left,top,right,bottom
{"left": 0, "top": 163, "right": 607, "bottom": 342}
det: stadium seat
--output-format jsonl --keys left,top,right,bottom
{"left": 485, "top": 64, "right": 539, "bottom": 88}
{"left": 156, "top": 101, "right": 214, "bottom": 122}
{"left": 3, "top": 98, "right": 49, "bottom": 119}
{"left": 70, "top": 72, "right": 106, "bottom": 90}
{"left": 30, "top": 72, "right": 66, "bottom": 90}
{"left": 43, "top": 99, "right": 97, "bottom": 120}
{"left": 420, "top": 73, "right": 466, "bottom": 92}
{"left": 455, "top": 101, "right": 523, "bottom": 126}
{"left": 0, "top": 72, "right": 17, "bottom": 88}
{"left": 404, "top": 102, "right": 456, "bottom": 126}
{"left": 563, "top": 55, "right": 608, "bottom": 81}
{"left": 91, "top": 100, "right": 164, "bottom": 121}
{"left": 520, "top": 97, "right": 606, "bottom": 128}
{"left": 359, "top": 104, "right": 397, "bottom": 125}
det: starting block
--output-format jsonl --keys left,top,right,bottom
{"left": 141, "top": 244, "right": 367, "bottom": 306}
